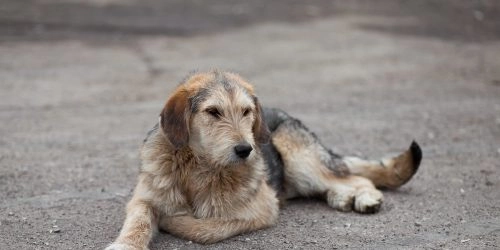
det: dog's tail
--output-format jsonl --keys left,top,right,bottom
{"left": 342, "top": 141, "right": 422, "bottom": 189}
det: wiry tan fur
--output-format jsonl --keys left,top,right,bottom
{"left": 106, "top": 70, "right": 421, "bottom": 250}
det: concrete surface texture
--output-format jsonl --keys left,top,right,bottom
{"left": 0, "top": 0, "right": 499, "bottom": 249}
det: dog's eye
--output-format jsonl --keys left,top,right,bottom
{"left": 242, "top": 108, "right": 251, "bottom": 117}
{"left": 206, "top": 108, "right": 221, "bottom": 118}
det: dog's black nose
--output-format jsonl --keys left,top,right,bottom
{"left": 234, "top": 143, "right": 253, "bottom": 159}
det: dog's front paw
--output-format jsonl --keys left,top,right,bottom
{"left": 105, "top": 243, "right": 147, "bottom": 250}
{"left": 354, "top": 188, "right": 383, "bottom": 213}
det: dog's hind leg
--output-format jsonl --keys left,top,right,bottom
{"left": 270, "top": 117, "right": 383, "bottom": 213}
{"left": 269, "top": 112, "right": 421, "bottom": 213}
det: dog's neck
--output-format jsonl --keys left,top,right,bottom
{"left": 183, "top": 150, "right": 267, "bottom": 218}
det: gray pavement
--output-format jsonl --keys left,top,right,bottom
{"left": 0, "top": 1, "right": 499, "bottom": 249}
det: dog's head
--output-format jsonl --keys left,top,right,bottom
{"left": 159, "top": 71, "right": 270, "bottom": 165}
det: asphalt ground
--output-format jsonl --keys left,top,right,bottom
{"left": 0, "top": 1, "right": 499, "bottom": 249}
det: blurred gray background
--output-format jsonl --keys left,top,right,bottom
{"left": 0, "top": 0, "right": 499, "bottom": 249}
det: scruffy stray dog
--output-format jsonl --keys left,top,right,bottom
{"left": 106, "top": 70, "right": 422, "bottom": 249}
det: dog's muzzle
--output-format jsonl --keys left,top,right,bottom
{"left": 234, "top": 143, "right": 253, "bottom": 159}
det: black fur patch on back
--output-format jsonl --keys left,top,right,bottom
{"left": 260, "top": 108, "right": 288, "bottom": 193}
{"left": 261, "top": 142, "right": 285, "bottom": 193}
{"left": 263, "top": 108, "right": 290, "bottom": 132}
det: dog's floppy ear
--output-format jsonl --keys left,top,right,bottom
{"left": 160, "top": 89, "right": 190, "bottom": 149}
{"left": 252, "top": 96, "right": 270, "bottom": 144}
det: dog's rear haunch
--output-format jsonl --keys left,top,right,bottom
{"left": 106, "top": 71, "right": 422, "bottom": 249}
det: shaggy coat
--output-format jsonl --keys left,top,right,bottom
{"left": 106, "top": 71, "right": 422, "bottom": 250}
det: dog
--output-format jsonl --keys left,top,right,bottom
{"left": 106, "top": 70, "right": 422, "bottom": 249}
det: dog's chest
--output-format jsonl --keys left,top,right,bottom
{"left": 187, "top": 168, "right": 260, "bottom": 218}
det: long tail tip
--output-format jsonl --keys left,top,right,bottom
{"left": 410, "top": 140, "right": 422, "bottom": 171}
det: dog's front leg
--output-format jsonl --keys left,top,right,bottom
{"left": 106, "top": 191, "right": 158, "bottom": 250}
{"left": 159, "top": 215, "right": 274, "bottom": 244}
{"left": 159, "top": 182, "right": 279, "bottom": 244}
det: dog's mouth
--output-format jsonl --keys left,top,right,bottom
{"left": 229, "top": 153, "right": 253, "bottom": 165}
{"left": 227, "top": 150, "right": 257, "bottom": 166}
